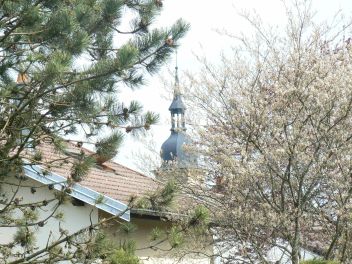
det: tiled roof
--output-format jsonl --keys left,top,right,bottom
{"left": 32, "top": 140, "right": 159, "bottom": 204}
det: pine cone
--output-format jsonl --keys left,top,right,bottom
{"left": 165, "top": 37, "right": 174, "bottom": 46}
{"left": 155, "top": 0, "right": 163, "bottom": 7}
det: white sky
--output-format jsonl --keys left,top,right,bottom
{"left": 115, "top": 0, "right": 352, "bottom": 173}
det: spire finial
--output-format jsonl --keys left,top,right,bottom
{"left": 174, "top": 50, "right": 180, "bottom": 96}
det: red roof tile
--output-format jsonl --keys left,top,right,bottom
{"left": 31, "top": 141, "right": 159, "bottom": 204}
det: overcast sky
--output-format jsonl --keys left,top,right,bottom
{"left": 115, "top": 0, "right": 352, "bottom": 173}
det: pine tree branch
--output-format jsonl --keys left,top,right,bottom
{"left": 0, "top": 0, "right": 45, "bottom": 43}
{"left": 8, "top": 206, "right": 131, "bottom": 264}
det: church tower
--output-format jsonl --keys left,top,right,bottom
{"left": 160, "top": 64, "right": 193, "bottom": 168}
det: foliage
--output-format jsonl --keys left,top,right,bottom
{"left": 120, "top": 222, "right": 137, "bottom": 234}
{"left": 109, "top": 240, "right": 139, "bottom": 264}
{"left": 74, "top": 232, "right": 141, "bottom": 263}
{"left": 183, "top": 1, "right": 352, "bottom": 264}
{"left": 301, "top": 260, "right": 340, "bottom": 264}
{"left": 14, "top": 227, "right": 36, "bottom": 248}
{"left": 131, "top": 178, "right": 211, "bottom": 256}
{"left": 189, "top": 205, "right": 209, "bottom": 227}
{"left": 150, "top": 227, "right": 162, "bottom": 241}
{"left": 70, "top": 154, "right": 96, "bottom": 181}
{"left": 110, "top": 248, "right": 140, "bottom": 264}
{"left": 95, "top": 132, "right": 124, "bottom": 164}
{"left": 0, "top": 0, "right": 189, "bottom": 262}
{"left": 168, "top": 226, "right": 184, "bottom": 248}
{"left": 136, "top": 180, "right": 177, "bottom": 210}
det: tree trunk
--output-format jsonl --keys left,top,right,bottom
{"left": 291, "top": 245, "right": 300, "bottom": 264}
{"left": 291, "top": 215, "right": 301, "bottom": 264}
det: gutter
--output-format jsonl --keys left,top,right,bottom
{"left": 23, "top": 164, "right": 130, "bottom": 221}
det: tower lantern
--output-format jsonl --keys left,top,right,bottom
{"left": 169, "top": 65, "right": 186, "bottom": 132}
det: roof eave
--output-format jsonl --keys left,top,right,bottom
{"left": 23, "top": 163, "right": 130, "bottom": 221}
{"left": 130, "top": 208, "right": 187, "bottom": 220}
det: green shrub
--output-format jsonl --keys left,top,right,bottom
{"left": 300, "top": 260, "right": 339, "bottom": 264}
{"left": 109, "top": 249, "right": 140, "bottom": 264}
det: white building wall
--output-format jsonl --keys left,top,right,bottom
{"left": 213, "top": 240, "right": 318, "bottom": 264}
{"left": 266, "top": 243, "right": 318, "bottom": 264}
{"left": 0, "top": 177, "right": 99, "bottom": 259}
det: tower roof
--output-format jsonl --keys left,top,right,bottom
{"left": 160, "top": 131, "right": 189, "bottom": 162}
{"left": 168, "top": 94, "right": 186, "bottom": 114}
{"left": 168, "top": 65, "right": 186, "bottom": 114}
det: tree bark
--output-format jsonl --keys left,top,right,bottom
{"left": 291, "top": 215, "right": 301, "bottom": 264}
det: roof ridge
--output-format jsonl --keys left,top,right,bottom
{"left": 65, "top": 140, "right": 160, "bottom": 183}
{"left": 104, "top": 160, "right": 161, "bottom": 183}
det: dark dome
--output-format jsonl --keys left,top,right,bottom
{"left": 161, "top": 131, "right": 188, "bottom": 160}
{"left": 160, "top": 131, "right": 196, "bottom": 168}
